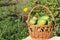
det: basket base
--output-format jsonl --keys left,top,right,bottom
{"left": 32, "top": 38, "right": 48, "bottom": 40}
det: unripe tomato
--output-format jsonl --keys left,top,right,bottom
{"left": 48, "top": 19, "right": 52, "bottom": 25}
{"left": 37, "top": 19, "right": 46, "bottom": 25}
{"left": 30, "top": 16, "right": 37, "bottom": 25}
{"left": 30, "top": 19, "right": 36, "bottom": 25}
{"left": 32, "top": 16, "right": 37, "bottom": 20}
{"left": 40, "top": 16, "right": 49, "bottom": 20}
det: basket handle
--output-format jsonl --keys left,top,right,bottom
{"left": 26, "top": 5, "right": 55, "bottom": 23}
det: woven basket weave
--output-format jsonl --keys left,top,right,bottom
{"left": 26, "top": 5, "right": 55, "bottom": 40}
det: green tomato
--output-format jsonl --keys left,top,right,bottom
{"left": 32, "top": 16, "right": 37, "bottom": 20}
{"left": 30, "top": 16, "right": 37, "bottom": 25}
{"left": 48, "top": 20, "right": 52, "bottom": 25}
{"left": 37, "top": 19, "right": 46, "bottom": 25}
{"left": 40, "top": 16, "right": 49, "bottom": 20}
{"left": 30, "top": 19, "right": 36, "bottom": 25}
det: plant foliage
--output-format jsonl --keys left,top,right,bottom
{"left": 0, "top": 0, "right": 60, "bottom": 40}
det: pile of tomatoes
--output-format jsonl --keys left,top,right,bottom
{"left": 30, "top": 13, "right": 53, "bottom": 25}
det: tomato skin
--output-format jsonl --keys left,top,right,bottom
{"left": 48, "top": 21, "right": 52, "bottom": 25}
{"left": 37, "top": 19, "right": 46, "bottom": 25}
{"left": 40, "top": 16, "right": 49, "bottom": 20}
{"left": 48, "top": 19, "right": 52, "bottom": 25}
{"left": 30, "top": 19, "right": 36, "bottom": 25}
{"left": 32, "top": 16, "right": 37, "bottom": 20}
{"left": 30, "top": 16, "right": 37, "bottom": 25}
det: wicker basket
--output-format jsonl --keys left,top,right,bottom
{"left": 26, "top": 5, "right": 55, "bottom": 40}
